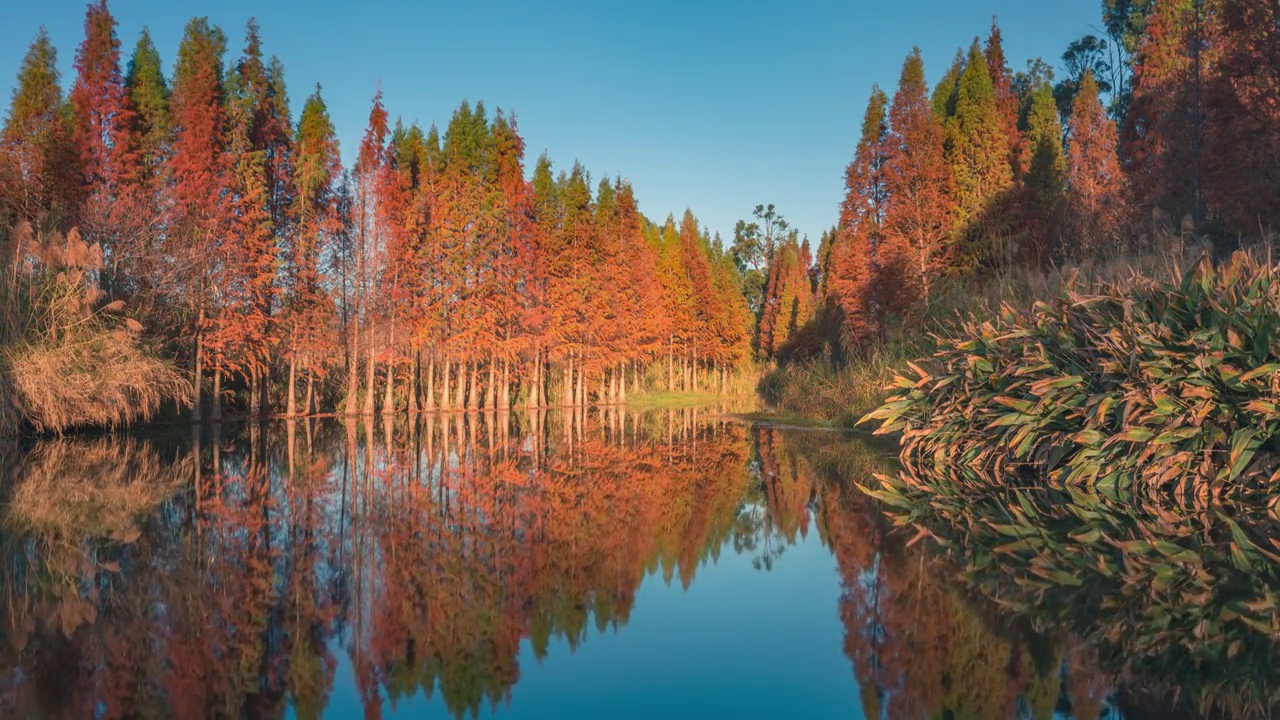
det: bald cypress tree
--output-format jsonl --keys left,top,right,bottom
{"left": 1121, "top": 0, "right": 1219, "bottom": 230}
{"left": 1021, "top": 82, "right": 1066, "bottom": 264}
{"left": 287, "top": 85, "right": 341, "bottom": 415}
{"left": 124, "top": 28, "right": 168, "bottom": 179}
{"left": 931, "top": 49, "right": 965, "bottom": 121}
{"left": 1204, "top": 0, "right": 1280, "bottom": 233}
{"left": 831, "top": 86, "right": 889, "bottom": 350}
{"left": 948, "top": 38, "right": 1013, "bottom": 265}
{"left": 2, "top": 28, "right": 75, "bottom": 231}
{"left": 169, "top": 17, "right": 228, "bottom": 420}
{"left": 1067, "top": 71, "right": 1126, "bottom": 253}
{"left": 883, "top": 49, "right": 953, "bottom": 309}
{"left": 984, "top": 18, "right": 1023, "bottom": 176}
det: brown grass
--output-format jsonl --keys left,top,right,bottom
{"left": 3, "top": 334, "right": 190, "bottom": 434}
{"left": 0, "top": 225, "right": 191, "bottom": 435}
{"left": 3, "top": 436, "right": 189, "bottom": 537}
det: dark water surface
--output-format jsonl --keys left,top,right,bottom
{"left": 0, "top": 408, "right": 1269, "bottom": 718}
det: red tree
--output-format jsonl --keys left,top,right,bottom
{"left": 1204, "top": 0, "right": 1280, "bottom": 233}
{"left": 882, "top": 48, "right": 954, "bottom": 308}
{"left": 168, "top": 18, "right": 229, "bottom": 420}
{"left": 1067, "top": 72, "right": 1126, "bottom": 253}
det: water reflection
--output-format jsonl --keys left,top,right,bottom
{"left": 0, "top": 417, "right": 1261, "bottom": 719}
{"left": 849, "top": 435, "right": 1280, "bottom": 720}
{"left": 0, "top": 408, "right": 836, "bottom": 719}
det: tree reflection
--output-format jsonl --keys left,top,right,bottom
{"left": 0, "top": 407, "right": 809, "bottom": 719}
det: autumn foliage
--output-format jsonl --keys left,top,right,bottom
{"left": 0, "top": 5, "right": 752, "bottom": 426}
{"left": 792, "top": 6, "right": 1280, "bottom": 364}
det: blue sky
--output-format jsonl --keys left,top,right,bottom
{"left": 1, "top": 0, "right": 1103, "bottom": 246}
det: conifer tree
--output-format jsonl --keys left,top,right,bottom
{"left": 124, "top": 28, "right": 167, "bottom": 178}
{"left": 882, "top": 49, "right": 953, "bottom": 309}
{"left": 948, "top": 38, "right": 1013, "bottom": 260}
{"left": 931, "top": 49, "right": 965, "bottom": 121}
{"left": 70, "top": 0, "right": 140, "bottom": 265}
{"left": 1, "top": 28, "right": 75, "bottom": 230}
{"left": 1067, "top": 71, "right": 1126, "bottom": 253}
{"left": 349, "top": 90, "right": 389, "bottom": 414}
{"left": 287, "top": 85, "right": 341, "bottom": 415}
{"left": 168, "top": 17, "right": 228, "bottom": 420}
{"left": 1204, "top": 0, "right": 1280, "bottom": 233}
{"left": 1021, "top": 82, "right": 1066, "bottom": 263}
{"left": 830, "top": 86, "right": 889, "bottom": 350}
{"left": 1121, "top": 0, "right": 1219, "bottom": 228}
{"left": 758, "top": 237, "right": 813, "bottom": 359}
{"left": 219, "top": 20, "right": 287, "bottom": 415}
{"left": 984, "top": 19, "right": 1023, "bottom": 176}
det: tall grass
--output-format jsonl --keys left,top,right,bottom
{"left": 760, "top": 244, "right": 1196, "bottom": 427}
{"left": 1, "top": 224, "right": 190, "bottom": 434}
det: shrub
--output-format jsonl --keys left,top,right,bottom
{"left": 1, "top": 225, "right": 190, "bottom": 434}
{"left": 864, "top": 251, "right": 1280, "bottom": 498}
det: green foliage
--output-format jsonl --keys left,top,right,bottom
{"left": 865, "top": 475, "right": 1280, "bottom": 718}
{"left": 931, "top": 48, "right": 965, "bottom": 120}
{"left": 947, "top": 39, "right": 1012, "bottom": 230}
{"left": 865, "top": 251, "right": 1280, "bottom": 499}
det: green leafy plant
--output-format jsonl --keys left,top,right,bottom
{"left": 864, "top": 250, "right": 1280, "bottom": 499}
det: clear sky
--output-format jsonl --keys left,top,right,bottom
{"left": 1, "top": 0, "right": 1104, "bottom": 246}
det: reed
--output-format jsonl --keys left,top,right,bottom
{"left": 0, "top": 225, "right": 190, "bottom": 434}
{"left": 864, "top": 250, "right": 1280, "bottom": 498}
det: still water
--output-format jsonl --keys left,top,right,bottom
{"left": 0, "top": 407, "right": 1269, "bottom": 718}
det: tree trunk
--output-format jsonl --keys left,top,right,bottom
{"left": 249, "top": 367, "right": 259, "bottom": 417}
{"left": 382, "top": 362, "right": 395, "bottom": 416}
{"left": 485, "top": 359, "right": 496, "bottom": 410}
{"left": 457, "top": 361, "right": 469, "bottom": 411}
{"left": 440, "top": 357, "right": 451, "bottom": 411}
{"left": 619, "top": 362, "right": 627, "bottom": 405}
{"left": 287, "top": 351, "right": 297, "bottom": 417}
{"left": 211, "top": 367, "right": 222, "bottom": 422}
{"left": 563, "top": 356, "right": 573, "bottom": 407}
{"left": 692, "top": 347, "right": 699, "bottom": 394}
{"left": 192, "top": 326, "right": 203, "bottom": 422}
{"left": 347, "top": 315, "right": 360, "bottom": 415}
{"left": 425, "top": 354, "right": 436, "bottom": 411}
{"left": 532, "top": 349, "right": 543, "bottom": 408}
{"left": 500, "top": 359, "right": 510, "bottom": 410}
{"left": 670, "top": 340, "right": 680, "bottom": 392}
{"left": 364, "top": 352, "right": 375, "bottom": 417}
{"left": 305, "top": 365, "right": 315, "bottom": 415}
{"left": 408, "top": 351, "right": 419, "bottom": 416}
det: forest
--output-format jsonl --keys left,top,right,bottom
{"left": 3, "top": 0, "right": 1278, "bottom": 434}
{"left": 754, "top": 0, "right": 1278, "bottom": 380}
{"left": 0, "top": 2, "right": 754, "bottom": 433}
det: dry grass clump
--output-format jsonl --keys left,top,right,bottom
{"left": 0, "top": 224, "right": 190, "bottom": 434}
{"left": 2, "top": 436, "right": 188, "bottom": 537}
{"left": 864, "top": 250, "right": 1280, "bottom": 499}
{"left": 5, "top": 333, "right": 190, "bottom": 433}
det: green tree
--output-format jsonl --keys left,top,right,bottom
{"left": 947, "top": 39, "right": 1013, "bottom": 263}
{"left": 1022, "top": 82, "right": 1066, "bottom": 264}
{"left": 931, "top": 49, "right": 965, "bottom": 120}
{"left": 731, "top": 203, "right": 790, "bottom": 321}
{"left": 1054, "top": 36, "right": 1113, "bottom": 126}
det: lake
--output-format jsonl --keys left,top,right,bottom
{"left": 0, "top": 407, "right": 1271, "bottom": 718}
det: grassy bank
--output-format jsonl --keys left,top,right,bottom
{"left": 760, "top": 246, "right": 1198, "bottom": 429}
{"left": 864, "top": 249, "right": 1280, "bottom": 498}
